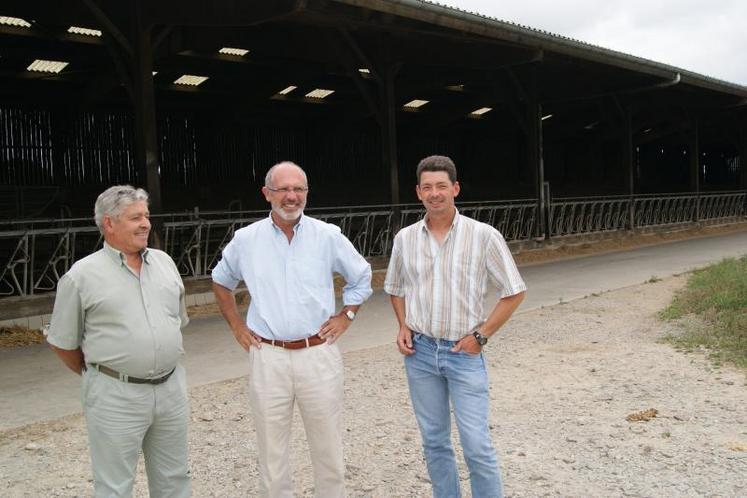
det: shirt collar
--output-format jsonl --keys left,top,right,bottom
{"left": 102, "top": 241, "right": 150, "bottom": 266}
{"left": 420, "top": 207, "right": 460, "bottom": 234}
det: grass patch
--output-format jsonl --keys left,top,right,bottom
{"left": 659, "top": 256, "right": 747, "bottom": 370}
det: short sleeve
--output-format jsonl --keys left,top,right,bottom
{"left": 384, "top": 233, "right": 405, "bottom": 297}
{"left": 486, "top": 229, "right": 527, "bottom": 298}
{"left": 46, "top": 274, "right": 85, "bottom": 350}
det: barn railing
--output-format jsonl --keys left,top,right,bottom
{"left": 1, "top": 191, "right": 744, "bottom": 296}
{"left": 548, "top": 190, "right": 745, "bottom": 237}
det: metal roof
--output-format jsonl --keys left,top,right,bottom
{"left": 332, "top": 0, "right": 747, "bottom": 97}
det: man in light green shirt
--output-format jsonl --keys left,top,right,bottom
{"left": 47, "top": 185, "right": 191, "bottom": 498}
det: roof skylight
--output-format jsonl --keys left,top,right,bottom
{"left": 0, "top": 16, "right": 31, "bottom": 28}
{"left": 174, "top": 75, "right": 209, "bottom": 86}
{"left": 27, "top": 59, "right": 69, "bottom": 73}
{"left": 67, "top": 26, "right": 102, "bottom": 37}
{"left": 305, "top": 89, "right": 334, "bottom": 99}
{"left": 218, "top": 47, "right": 249, "bottom": 56}
{"left": 470, "top": 107, "right": 492, "bottom": 116}
{"left": 403, "top": 99, "right": 429, "bottom": 109}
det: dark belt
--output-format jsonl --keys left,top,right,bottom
{"left": 259, "top": 333, "right": 325, "bottom": 350}
{"left": 88, "top": 363, "right": 176, "bottom": 384}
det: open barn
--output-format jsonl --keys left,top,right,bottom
{"left": 1, "top": 0, "right": 746, "bottom": 296}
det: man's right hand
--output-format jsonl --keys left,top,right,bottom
{"left": 232, "top": 325, "right": 261, "bottom": 352}
{"left": 396, "top": 326, "right": 415, "bottom": 356}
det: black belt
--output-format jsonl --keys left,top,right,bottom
{"left": 88, "top": 363, "right": 176, "bottom": 384}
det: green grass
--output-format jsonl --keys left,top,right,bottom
{"left": 659, "top": 255, "right": 747, "bottom": 370}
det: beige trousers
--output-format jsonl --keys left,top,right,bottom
{"left": 248, "top": 342, "right": 345, "bottom": 498}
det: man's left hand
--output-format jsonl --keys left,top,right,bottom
{"left": 318, "top": 314, "right": 352, "bottom": 344}
{"left": 451, "top": 335, "right": 481, "bottom": 355}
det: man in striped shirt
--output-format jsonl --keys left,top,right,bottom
{"left": 384, "top": 155, "right": 526, "bottom": 498}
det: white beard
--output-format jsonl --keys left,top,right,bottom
{"left": 274, "top": 205, "right": 303, "bottom": 221}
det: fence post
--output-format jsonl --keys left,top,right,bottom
{"left": 628, "top": 198, "right": 635, "bottom": 231}
{"left": 543, "top": 181, "right": 551, "bottom": 241}
{"left": 623, "top": 105, "right": 635, "bottom": 231}
{"left": 691, "top": 117, "right": 700, "bottom": 222}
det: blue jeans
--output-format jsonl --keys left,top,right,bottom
{"left": 405, "top": 332, "right": 503, "bottom": 498}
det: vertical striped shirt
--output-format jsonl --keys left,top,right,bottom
{"left": 384, "top": 209, "right": 526, "bottom": 341}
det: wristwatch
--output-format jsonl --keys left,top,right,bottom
{"left": 344, "top": 309, "right": 356, "bottom": 321}
{"left": 472, "top": 330, "right": 488, "bottom": 346}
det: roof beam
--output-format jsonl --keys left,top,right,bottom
{"left": 81, "top": 0, "right": 133, "bottom": 59}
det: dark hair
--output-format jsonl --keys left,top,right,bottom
{"left": 416, "top": 155, "right": 457, "bottom": 184}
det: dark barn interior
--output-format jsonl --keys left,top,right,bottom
{"left": 1, "top": 0, "right": 745, "bottom": 219}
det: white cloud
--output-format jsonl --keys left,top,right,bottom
{"left": 438, "top": 0, "right": 747, "bottom": 85}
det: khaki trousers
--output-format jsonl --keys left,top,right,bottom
{"left": 83, "top": 364, "right": 191, "bottom": 498}
{"left": 248, "top": 342, "right": 345, "bottom": 498}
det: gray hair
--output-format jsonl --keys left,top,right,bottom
{"left": 264, "top": 161, "right": 308, "bottom": 188}
{"left": 94, "top": 185, "right": 149, "bottom": 233}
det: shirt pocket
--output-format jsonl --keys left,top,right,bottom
{"left": 158, "top": 278, "right": 183, "bottom": 319}
{"left": 295, "top": 256, "right": 332, "bottom": 305}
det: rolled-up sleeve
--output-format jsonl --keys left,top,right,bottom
{"left": 332, "top": 232, "right": 372, "bottom": 305}
{"left": 486, "top": 230, "right": 527, "bottom": 298}
{"left": 46, "top": 274, "right": 85, "bottom": 350}
{"left": 211, "top": 239, "right": 242, "bottom": 291}
{"left": 384, "top": 234, "right": 405, "bottom": 297}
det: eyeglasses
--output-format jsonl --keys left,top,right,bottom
{"left": 266, "top": 186, "right": 309, "bottom": 195}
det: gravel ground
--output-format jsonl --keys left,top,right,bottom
{"left": 1, "top": 275, "right": 746, "bottom": 497}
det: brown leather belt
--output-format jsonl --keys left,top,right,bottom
{"left": 88, "top": 363, "right": 175, "bottom": 385}
{"left": 259, "top": 333, "right": 325, "bottom": 350}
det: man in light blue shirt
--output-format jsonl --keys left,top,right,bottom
{"left": 212, "top": 161, "right": 372, "bottom": 498}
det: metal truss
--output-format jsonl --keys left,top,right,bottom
{"left": 1, "top": 191, "right": 744, "bottom": 297}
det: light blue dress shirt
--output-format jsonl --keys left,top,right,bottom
{"left": 211, "top": 213, "right": 373, "bottom": 341}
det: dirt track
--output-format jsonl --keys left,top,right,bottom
{"left": 2, "top": 275, "right": 746, "bottom": 497}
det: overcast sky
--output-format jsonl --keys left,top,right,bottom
{"left": 438, "top": 0, "right": 747, "bottom": 86}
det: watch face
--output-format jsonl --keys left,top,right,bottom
{"left": 473, "top": 331, "right": 487, "bottom": 345}
{"left": 345, "top": 310, "right": 356, "bottom": 320}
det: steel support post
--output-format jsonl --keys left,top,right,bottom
{"left": 131, "top": 1, "right": 163, "bottom": 247}
{"left": 623, "top": 105, "right": 635, "bottom": 230}
{"left": 690, "top": 118, "right": 700, "bottom": 222}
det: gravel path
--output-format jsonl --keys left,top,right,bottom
{"left": 1, "top": 275, "right": 746, "bottom": 497}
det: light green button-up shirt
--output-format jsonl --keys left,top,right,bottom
{"left": 47, "top": 242, "right": 188, "bottom": 378}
